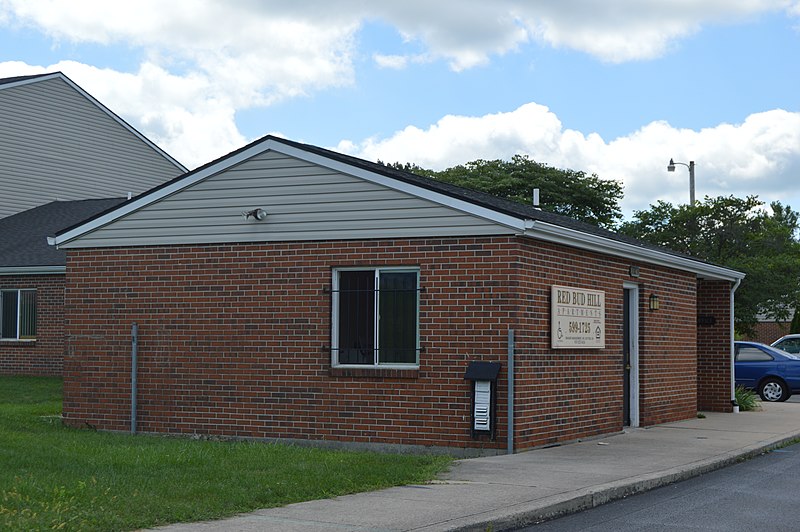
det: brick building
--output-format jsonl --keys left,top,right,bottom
{"left": 50, "top": 136, "right": 744, "bottom": 454}
{"left": 0, "top": 199, "right": 125, "bottom": 375}
{"left": 0, "top": 71, "right": 184, "bottom": 376}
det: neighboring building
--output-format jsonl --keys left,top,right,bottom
{"left": 743, "top": 311, "right": 794, "bottom": 345}
{"left": 50, "top": 136, "right": 744, "bottom": 455}
{"left": 0, "top": 199, "right": 125, "bottom": 375}
{"left": 0, "top": 72, "right": 186, "bottom": 218}
{"left": 0, "top": 71, "right": 186, "bottom": 375}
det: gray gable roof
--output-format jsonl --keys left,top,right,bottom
{"left": 209, "top": 137, "right": 737, "bottom": 269}
{"left": 0, "top": 198, "right": 126, "bottom": 272}
{"left": 51, "top": 135, "right": 744, "bottom": 282}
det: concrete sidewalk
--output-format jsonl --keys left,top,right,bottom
{"left": 155, "top": 403, "right": 800, "bottom": 532}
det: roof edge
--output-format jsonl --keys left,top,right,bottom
{"left": 525, "top": 220, "right": 745, "bottom": 281}
{"left": 0, "top": 266, "right": 65, "bottom": 276}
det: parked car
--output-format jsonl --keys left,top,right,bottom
{"left": 734, "top": 341, "right": 800, "bottom": 402}
{"left": 771, "top": 334, "right": 800, "bottom": 354}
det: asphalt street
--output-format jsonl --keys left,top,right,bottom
{"left": 523, "top": 440, "right": 800, "bottom": 531}
{"left": 523, "top": 398, "right": 800, "bottom": 531}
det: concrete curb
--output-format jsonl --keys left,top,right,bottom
{"left": 445, "top": 432, "right": 800, "bottom": 531}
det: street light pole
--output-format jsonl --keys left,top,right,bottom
{"left": 667, "top": 158, "right": 696, "bottom": 205}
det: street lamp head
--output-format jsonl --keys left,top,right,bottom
{"left": 667, "top": 158, "right": 676, "bottom": 172}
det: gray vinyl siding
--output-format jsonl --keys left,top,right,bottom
{"left": 0, "top": 77, "right": 183, "bottom": 218}
{"left": 62, "top": 151, "right": 517, "bottom": 248}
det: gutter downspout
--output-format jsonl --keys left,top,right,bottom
{"left": 131, "top": 322, "right": 138, "bottom": 434}
{"left": 507, "top": 329, "right": 515, "bottom": 454}
{"left": 730, "top": 279, "right": 742, "bottom": 411}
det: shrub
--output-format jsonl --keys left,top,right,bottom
{"left": 735, "top": 385, "right": 760, "bottom": 411}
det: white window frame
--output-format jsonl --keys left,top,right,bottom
{"left": 331, "top": 267, "right": 420, "bottom": 368}
{"left": 0, "top": 289, "right": 37, "bottom": 341}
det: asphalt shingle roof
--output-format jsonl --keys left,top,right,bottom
{"left": 0, "top": 198, "right": 126, "bottom": 268}
{"left": 0, "top": 72, "right": 54, "bottom": 87}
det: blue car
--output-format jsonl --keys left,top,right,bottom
{"left": 734, "top": 341, "right": 800, "bottom": 402}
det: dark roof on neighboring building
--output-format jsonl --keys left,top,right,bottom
{"left": 0, "top": 198, "right": 126, "bottom": 268}
{"left": 0, "top": 73, "right": 53, "bottom": 86}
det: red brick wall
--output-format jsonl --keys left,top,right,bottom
{"left": 696, "top": 280, "right": 733, "bottom": 412}
{"left": 743, "top": 321, "right": 790, "bottom": 345}
{"left": 63, "top": 236, "right": 718, "bottom": 451}
{"left": 64, "top": 238, "right": 516, "bottom": 452}
{"left": 0, "top": 274, "right": 65, "bottom": 376}
{"left": 511, "top": 240, "right": 698, "bottom": 450}
{"left": 637, "top": 268, "right": 698, "bottom": 425}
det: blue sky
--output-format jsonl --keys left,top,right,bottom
{"left": 0, "top": 1, "right": 798, "bottom": 217}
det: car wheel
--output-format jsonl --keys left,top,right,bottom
{"left": 759, "top": 378, "right": 789, "bottom": 402}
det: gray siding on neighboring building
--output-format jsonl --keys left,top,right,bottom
{"left": 0, "top": 76, "right": 184, "bottom": 218}
{"left": 62, "top": 151, "right": 516, "bottom": 248}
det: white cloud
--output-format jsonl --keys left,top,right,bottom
{"left": 1, "top": 0, "right": 359, "bottom": 105}
{"left": 0, "top": 59, "right": 246, "bottom": 168}
{"left": 1, "top": 0, "right": 797, "bottom": 186}
{"left": 3, "top": 1, "right": 795, "bottom": 79}
{"left": 337, "top": 105, "right": 800, "bottom": 215}
{"left": 373, "top": 54, "right": 409, "bottom": 70}
{"left": 372, "top": 0, "right": 796, "bottom": 65}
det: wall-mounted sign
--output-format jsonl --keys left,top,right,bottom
{"left": 551, "top": 285, "right": 606, "bottom": 349}
{"left": 697, "top": 315, "right": 717, "bottom": 327}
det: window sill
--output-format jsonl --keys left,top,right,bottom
{"left": 0, "top": 339, "right": 36, "bottom": 345}
{"left": 329, "top": 366, "right": 420, "bottom": 379}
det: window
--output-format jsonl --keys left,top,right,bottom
{"left": 0, "top": 289, "right": 36, "bottom": 340}
{"left": 735, "top": 346, "right": 773, "bottom": 362}
{"left": 332, "top": 268, "right": 419, "bottom": 366}
{"left": 775, "top": 338, "right": 800, "bottom": 354}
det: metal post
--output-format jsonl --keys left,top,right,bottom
{"left": 507, "top": 329, "right": 515, "bottom": 455}
{"left": 689, "top": 161, "right": 696, "bottom": 205}
{"left": 131, "top": 322, "right": 138, "bottom": 434}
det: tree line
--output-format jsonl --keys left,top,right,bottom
{"left": 386, "top": 157, "right": 800, "bottom": 336}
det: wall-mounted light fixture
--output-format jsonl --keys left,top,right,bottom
{"left": 241, "top": 208, "right": 267, "bottom": 221}
{"left": 649, "top": 293, "right": 660, "bottom": 311}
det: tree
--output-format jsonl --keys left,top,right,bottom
{"left": 790, "top": 307, "right": 800, "bottom": 334}
{"left": 619, "top": 196, "right": 800, "bottom": 335}
{"left": 387, "top": 156, "right": 624, "bottom": 229}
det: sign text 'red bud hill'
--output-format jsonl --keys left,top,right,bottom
{"left": 551, "top": 285, "right": 606, "bottom": 349}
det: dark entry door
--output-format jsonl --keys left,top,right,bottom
{"left": 623, "top": 289, "right": 632, "bottom": 426}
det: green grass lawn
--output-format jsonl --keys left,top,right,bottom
{"left": 0, "top": 376, "right": 451, "bottom": 531}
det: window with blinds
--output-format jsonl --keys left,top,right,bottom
{"left": 0, "top": 289, "right": 36, "bottom": 340}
